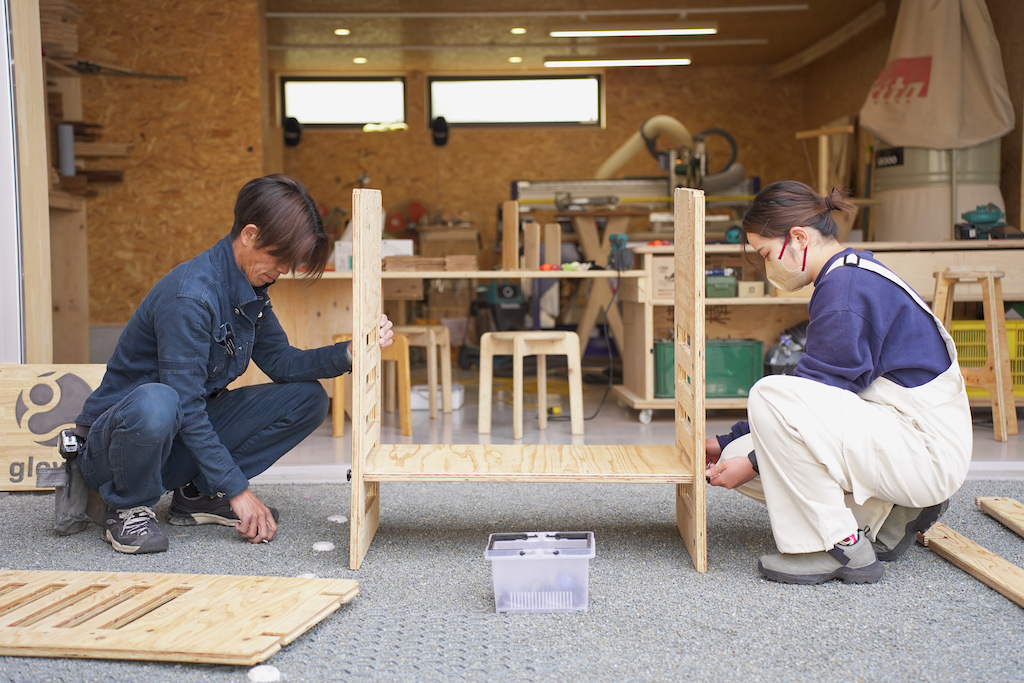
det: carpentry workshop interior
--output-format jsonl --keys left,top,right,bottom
{"left": 2, "top": 0, "right": 1024, "bottom": 679}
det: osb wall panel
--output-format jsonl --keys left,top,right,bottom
{"left": 280, "top": 67, "right": 804, "bottom": 271}
{"left": 76, "top": 1, "right": 264, "bottom": 325}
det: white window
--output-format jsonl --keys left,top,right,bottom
{"left": 281, "top": 77, "right": 406, "bottom": 126}
{"left": 428, "top": 76, "right": 602, "bottom": 126}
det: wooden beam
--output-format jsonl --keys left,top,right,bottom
{"left": 977, "top": 497, "right": 1024, "bottom": 540}
{"left": 12, "top": 0, "right": 53, "bottom": 363}
{"left": 767, "top": 1, "right": 888, "bottom": 80}
{"left": 919, "top": 523, "right": 1024, "bottom": 609}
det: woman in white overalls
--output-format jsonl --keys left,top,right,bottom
{"left": 705, "top": 180, "right": 973, "bottom": 585}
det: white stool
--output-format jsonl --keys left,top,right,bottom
{"left": 393, "top": 324, "right": 453, "bottom": 419}
{"left": 477, "top": 330, "right": 584, "bottom": 439}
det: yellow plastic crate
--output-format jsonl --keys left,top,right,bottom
{"left": 949, "top": 320, "right": 1024, "bottom": 398}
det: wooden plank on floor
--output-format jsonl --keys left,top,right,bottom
{"left": 365, "top": 443, "right": 692, "bottom": 483}
{"left": 918, "top": 523, "right": 1024, "bottom": 609}
{"left": 0, "top": 570, "right": 358, "bottom": 664}
{"left": 977, "top": 497, "right": 1024, "bottom": 539}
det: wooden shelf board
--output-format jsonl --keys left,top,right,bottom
{"left": 292, "top": 269, "right": 645, "bottom": 280}
{"left": 612, "top": 385, "right": 674, "bottom": 410}
{"left": 364, "top": 443, "right": 693, "bottom": 483}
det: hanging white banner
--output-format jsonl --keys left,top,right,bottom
{"left": 859, "top": 0, "right": 1014, "bottom": 149}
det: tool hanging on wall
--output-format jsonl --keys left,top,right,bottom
{"left": 67, "top": 59, "right": 188, "bottom": 82}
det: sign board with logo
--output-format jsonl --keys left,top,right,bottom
{"left": 0, "top": 365, "right": 106, "bottom": 491}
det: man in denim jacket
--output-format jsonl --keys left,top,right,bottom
{"left": 75, "top": 175, "right": 394, "bottom": 554}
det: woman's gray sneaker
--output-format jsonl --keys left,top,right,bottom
{"left": 871, "top": 500, "right": 949, "bottom": 561}
{"left": 758, "top": 532, "right": 884, "bottom": 585}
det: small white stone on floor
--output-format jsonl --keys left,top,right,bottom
{"left": 295, "top": 572, "right": 317, "bottom": 579}
{"left": 327, "top": 514, "right": 348, "bottom": 524}
{"left": 312, "top": 541, "right": 335, "bottom": 552}
{"left": 247, "top": 664, "right": 281, "bottom": 683}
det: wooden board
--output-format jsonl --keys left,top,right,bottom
{"left": 674, "top": 188, "right": 708, "bottom": 573}
{"left": 0, "top": 570, "right": 357, "bottom": 665}
{"left": 919, "top": 523, "right": 1024, "bottom": 609}
{"left": 350, "top": 189, "right": 383, "bottom": 570}
{"left": 977, "top": 497, "right": 1024, "bottom": 539}
{"left": 365, "top": 444, "right": 693, "bottom": 483}
{"left": 0, "top": 364, "right": 106, "bottom": 491}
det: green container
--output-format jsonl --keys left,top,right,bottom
{"left": 706, "top": 339, "right": 763, "bottom": 398}
{"left": 706, "top": 275, "right": 737, "bottom": 298}
{"left": 654, "top": 340, "right": 674, "bottom": 398}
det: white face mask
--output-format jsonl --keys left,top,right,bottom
{"left": 764, "top": 233, "right": 809, "bottom": 292}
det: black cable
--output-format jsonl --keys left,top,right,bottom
{"left": 550, "top": 257, "right": 622, "bottom": 422}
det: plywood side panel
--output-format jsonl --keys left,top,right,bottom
{"left": 350, "top": 188, "right": 382, "bottom": 570}
{"left": 674, "top": 187, "right": 707, "bottom": 573}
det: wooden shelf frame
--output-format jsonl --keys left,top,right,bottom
{"left": 348, "top": 188, "right": 707, "bottom": 572}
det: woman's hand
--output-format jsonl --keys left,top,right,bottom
{"left": 705, "top": 436, "right": 722, "bottom": 468}
{"left": 379, "top": 314, "right": 394, "bottom": 349}
{"left": 706, "top": 456, "right": 757, "bottom": 490}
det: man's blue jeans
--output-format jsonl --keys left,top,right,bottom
{"left": 79, "top": 381, "right": 329, "bottom": 509}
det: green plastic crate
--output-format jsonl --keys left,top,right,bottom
{"left": 706, "top": 339, "right": 763, "bottom": 398}
{"left": 654, "top": 340, "right": 674, "bottom": 398}
{"left": 706, "top": 275, "right": 737, "bottom": 298}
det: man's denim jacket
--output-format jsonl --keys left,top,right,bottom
{"left": 76, "top": 235, "right": 352, "bottom": 498}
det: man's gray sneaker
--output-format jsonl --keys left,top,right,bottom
{"left": 103, "top": 506, "right": 168, "bottom": 554}
{"left": 168, "top": 484, "right": 279, "bottom": 527}
{"left": 758, "top": 531, "right": 884, "bottom": 585}
{"left": 872, "top": 500, "right": 949, "bottom": 562}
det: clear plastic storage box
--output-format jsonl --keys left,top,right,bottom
{"left": 485, "top": 531, "right": 595, "bottom": 613}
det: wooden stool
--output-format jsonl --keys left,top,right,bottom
{"left": 332, "top": 333, "right": 412, "bottom": 438}
{"left": 933, "top": 267, "right": 1019, "bottom": 442}
{"left": 477, "top": 330, "right": 584, "bottom": 439}
{"left": 393, "top": 324, "right": 453, "bottom": 419}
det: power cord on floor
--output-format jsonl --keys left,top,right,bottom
{"left": 549, "top": 260, "right": 621, "bottom": 422}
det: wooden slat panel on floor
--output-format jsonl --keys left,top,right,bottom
{"left": 918, "top": 523, "right": 1024, "bottom": 609}
{"left": 976, "top": 497, "right": 1024, "bottom": 539}
{"left": 0, "top": 570, "right": 358, "bottom": 664}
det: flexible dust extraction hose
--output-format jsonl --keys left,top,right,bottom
{"left": 594, "top": 115, "right": 694, "bottom": 180}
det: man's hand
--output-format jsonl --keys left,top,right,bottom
{"left": 379, "top": 314, "right": 394, "bottom": 350}
{"left": 229, "top": 488, "right": 278, "bottom": 543}
{"left": 706, "top": 455, "right": 757, "bottom": 490}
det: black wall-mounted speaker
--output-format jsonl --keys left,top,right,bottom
{"left": 431, "top": 116, "right": 448, "bottom": 147}
{"left": 284, "top": 117, "right": 302, "bottom": 147}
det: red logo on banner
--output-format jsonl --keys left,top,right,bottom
{"left": 869, "top": 56, "right": 932, "bottom": 104}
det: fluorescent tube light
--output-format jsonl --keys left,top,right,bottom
{"left": 544, "top": 56, "right": 691, "bottom": 68}
{"left": 549, "top": 23, "right": 717, "bottom": 38}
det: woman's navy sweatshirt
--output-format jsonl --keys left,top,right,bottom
{"left": 716, "top": 248, "right": 952, "bottom": 451}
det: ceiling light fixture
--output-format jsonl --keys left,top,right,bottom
{"left": 333, "top": 28, "right": 350, "bottom": 36}
{"left": 543, "top": 56, "right": 691, "bottom": 68}
{"left": 549, "top": 22, "right": 717, "bottom": 38}
{"left": 508, "top": 56, "right": 523, "bottom": 63}
{"left": 353, "top": 57, "right": 368, "bottom": 64}
{"left": 510, "top": 27, "right": 527, "bottom": 35}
